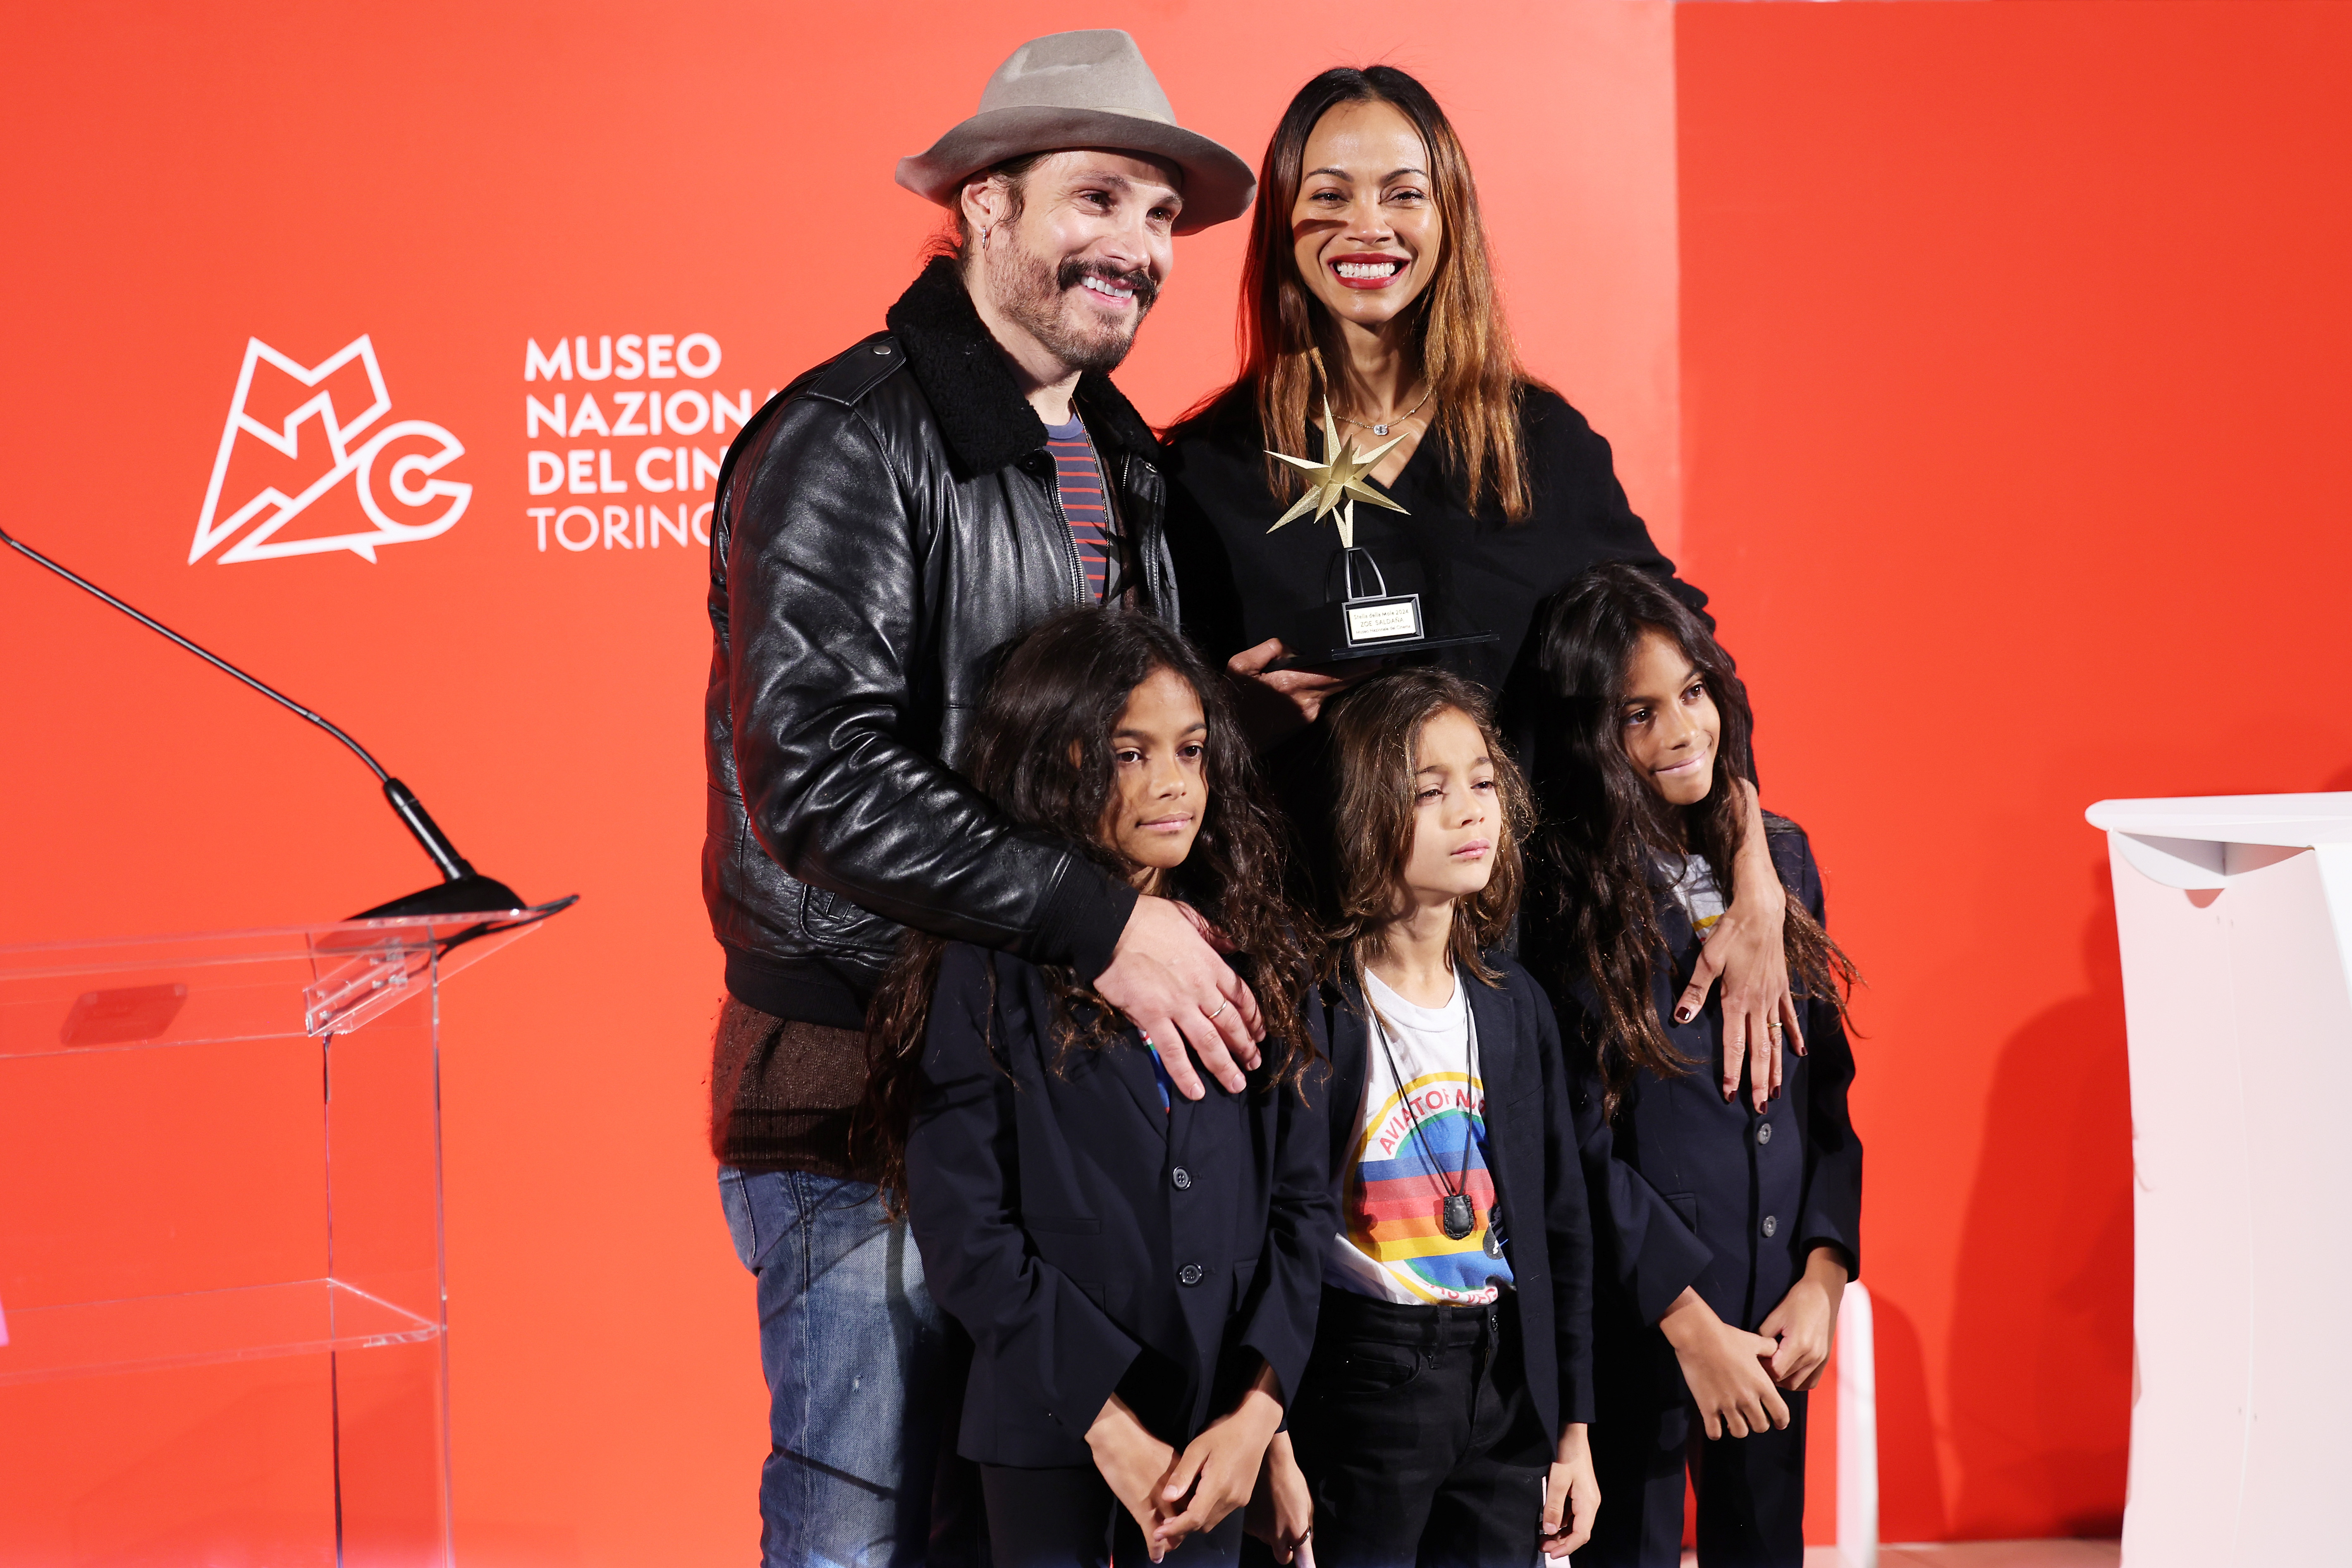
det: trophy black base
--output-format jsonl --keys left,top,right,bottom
{"left": 1268, "top": 546, "right": 1501, "bottom": 669}
{"left": 1270, "top": 628, "right": 1503, "bottom": 669}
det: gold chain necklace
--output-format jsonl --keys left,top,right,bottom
{"left": 1332, "top": 381, "right": 1436, "bottom": 439}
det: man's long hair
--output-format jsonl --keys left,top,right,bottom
{"left": 1188, "top": 65, "right": 1537, "bottom": 522}
{"left": 1524, "top": 565, "right": 1857, "bottom": 1116}
{"left": 857, "top": 608, "right": 1317, "bottom": 1202}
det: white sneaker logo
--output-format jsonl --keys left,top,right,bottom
{"left": 191, "top": 335, "right": 471, "bottom": 564}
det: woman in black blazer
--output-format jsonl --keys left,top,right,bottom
{"left": 1523, "top": 566, "right": 1863, "bottom": 1568}
{"left": 864, "top": 609, "right": 1330, "bottom": 1567}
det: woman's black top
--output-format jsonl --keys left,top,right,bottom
{"left": 904, "top": 943, "right": 1334, "bottom": 1468}
{"left": 1163, "top": 383, "right": 1709, "bottom": 697}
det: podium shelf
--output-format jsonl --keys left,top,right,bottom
{"left": 0, "top": 904, "right": 566, "bottom": 1053}
{"left": 0, "top": 1278, "right": 441, "bottom": 1386}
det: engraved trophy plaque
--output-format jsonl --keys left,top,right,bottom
{"left": 1268, "top": 399, "right": 1498, "bottom": 665}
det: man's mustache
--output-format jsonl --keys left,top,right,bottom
{"left": 1057, "top": 257, "right": 1160, "bottom": 309}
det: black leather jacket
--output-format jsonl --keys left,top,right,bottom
{"left": 704, "top": 259, "right": 1178, "bottom": 1027}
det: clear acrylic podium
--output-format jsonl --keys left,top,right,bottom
{"left": 0, "top": 906, "right": 563, "bottom": 1567}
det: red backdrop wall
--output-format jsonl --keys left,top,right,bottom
{"left": 0, "top": 4, "right": 1677, "bottom": 1563}
{"left": 1674, "top": 0, "right": 2352, "bottom": 1543}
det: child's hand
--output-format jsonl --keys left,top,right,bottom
{"left": 1244, "top": 1430, "right": 1316, "bottom": 1565}
{"left": 1539, "top": 1422, "right": 1600, "bottom": 1557}
{"left": 1153, "top": 1366, "right": 1286, "bottom": 1555}
{"left": 1658, "top": 1287, "right": 1790, "bottom": 1439}
{"left": 1087, "top": 1395, "right": 1180, "bottom": 1560}
{"left": 1758, "top": 1247, "right": 1850, "bottom": 1390}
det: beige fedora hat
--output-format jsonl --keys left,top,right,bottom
{"left": 895, "top": 29, "right": 1255, "bottom": 234}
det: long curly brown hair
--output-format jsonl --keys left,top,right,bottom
{"left": 856, "top": 608, "right": 1318, "bottom": 1202}
{"left": 1181, "top": 65, "right": 1539, "bottom": 522}
{"left": 1310, "top": 668, "right": 1533, "bottom": 993}
{"left": 1523, "top": 564, "right": 1858, "bottom": 1116}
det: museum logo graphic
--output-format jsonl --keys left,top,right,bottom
{"left": 191, "top": 335, "right": 472, "bottom": 565}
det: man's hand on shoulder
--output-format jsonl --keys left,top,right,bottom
{"left": 1096, "top": 896, "right": 1264, "bottom": 1099}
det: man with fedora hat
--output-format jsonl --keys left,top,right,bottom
{"left": 702, "top": 28, "right": 1262, "bottom": 1566}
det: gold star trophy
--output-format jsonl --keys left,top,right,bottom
{"left": 1266, "top": 397, "right": 1498, "bottom": 664}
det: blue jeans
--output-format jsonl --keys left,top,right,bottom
{"left": 719, "top": 1168, "right": 964, "bottom": 1568}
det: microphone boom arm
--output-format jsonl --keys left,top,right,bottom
{"left": 3, "top": 523, "right": 503, "bottom": 909}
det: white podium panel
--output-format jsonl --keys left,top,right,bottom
{"left": 2087, "top": 794, "right": 2352, "bottom": 1568}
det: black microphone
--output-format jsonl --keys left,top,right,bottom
{"left": 3, "top": 523, "right": 550, "bottom": 920}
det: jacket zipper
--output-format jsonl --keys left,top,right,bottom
{"left": 1128, "top": 453, "right": 1162, "bottom": 610}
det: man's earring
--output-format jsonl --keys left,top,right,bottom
{"left": 981, "top": 225, "right": 992, "bottom": 251}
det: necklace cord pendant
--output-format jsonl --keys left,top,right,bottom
{"left": 1371, "top": 1003, "right": 1482, "bottom": 1245}
{"left": 1335, "top": 380, "right": 1437, "bottom": 438}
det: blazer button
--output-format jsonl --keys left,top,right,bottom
{"left": 1761, "top": 1214, "right": 1779, "bottom": 1238}
{"left": 1171, "top": 1167, "right": 1193, "bottom": 1190}
{"left": 1757, "top": 1122, "right": 1774, "bottom": 1146}
{"left": 1178, "top": 1263, "right": 1205, "bottom": 1286}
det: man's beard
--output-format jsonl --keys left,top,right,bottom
{"left": 990, "top": 240, "right": 1159, "bottom": 375}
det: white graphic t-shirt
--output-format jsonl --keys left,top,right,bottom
{"left": 1324, "top": 968, "right": 1514, "bottom": 1306}
{"left": 1665, "top": 853, "right": 1728, "bottom": 939}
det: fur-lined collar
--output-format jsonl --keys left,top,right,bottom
{"left": 884, "top": 257, "right": 1162, "bottom": 478}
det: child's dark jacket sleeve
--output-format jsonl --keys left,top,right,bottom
{"left": 1232, "top": 990, "right": 1336, "bottom": 1409}
{"left": 903, "top": 945, "right": 1142, "bottom": 1439}
{"left": 1781, "top": 829, "right": 1863, "bottom": 1279}
{"left": 1565, "top": 996, "right": 1717, "bottom": 1328}
{"left": 1529, "top": 977, "right": 1598, "bottom": 1425}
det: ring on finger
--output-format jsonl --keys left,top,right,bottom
{"left": 1207, "top": 999, "right": 1228, "bottom": 1021}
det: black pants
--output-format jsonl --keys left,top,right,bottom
{"left": 1288, "top": 1288, "right": 1552, "bottom": 1568}
{"left": 1580, "top": 1322, "right": 1808, "bottom": 1568}
{"left": 979, "top": 1461, "right": 1245, "bottom": 1567}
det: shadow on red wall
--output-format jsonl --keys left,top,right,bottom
{"left": 1944, "top": 869, "right": 2132, "bottom": 1539}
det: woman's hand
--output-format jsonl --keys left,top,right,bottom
{"left": 1673, "top": 778, "right": 1799, "bottom": 1111}
{"left": 1245, "top": 1430, "right": 1317, "bottom": 1565}
{"left": 1087, "top": 1395, "right": 1180, "bottom": 1560}
{"left": 1658, "top": 1288, "right": 1790, "bottom": 1440}
{"left": 1153, "top": 1366, "right": 1286, "bottom": 1554}
{"left": 1539, "top": 1422, "right": 1600, "bottom": 1557}
{"left": 1758, "top": 1248, "right": 1850, "bottom": 1391}
{"left": 1226, "top": 638, "right": 1374, "bottom": 745}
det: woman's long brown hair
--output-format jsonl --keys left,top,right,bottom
{"left": 1310, "top": 668, "right": 1533, "bottom": 992}
{"left": 1188, "top": 66, "right": 1537, "bottom": 522}
{"left": 1523, "top": 564, "right": 1859, "bottom": 1117}
{"left": 856, "top": 608, "right": 1318, "bottom": 1205}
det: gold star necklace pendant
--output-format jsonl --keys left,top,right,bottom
{"left": 1265, "top": 396, "right": 1410, "bottom": 549}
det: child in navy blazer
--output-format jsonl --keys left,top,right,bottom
{"left": 1257, "top": 667, "right": 1602, "bottom": 1568}
{"left": 1523, "top": 564, "right": 1863, "bottom": 1568}
{"left": 863, "top": 608, "right": 1331, "bottom": 1568}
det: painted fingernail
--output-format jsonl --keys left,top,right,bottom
{"left": 1674, "top": 1006, "right": 1693, "bottom": 1023}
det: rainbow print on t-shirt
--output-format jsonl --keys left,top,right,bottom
{"left": 1344, "top": 1071, "right": 1513, "bottom": 1305}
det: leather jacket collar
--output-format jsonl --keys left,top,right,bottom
{"left": 884, "top": 256, "right": 1163, "bottom": 478}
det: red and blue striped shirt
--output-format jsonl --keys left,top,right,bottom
{"left": 1045, "top": 414, "right": 1119, "bottom": 601}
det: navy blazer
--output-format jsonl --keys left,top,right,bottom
{"left": 904, "top": 944, "right": 1334, "bottom": 1468}
{"left": 1313, "top": 955, "right": 1597, "bottom": 1434}
{"left": 1559, "top": 819, "right": 1863, "bottom": 1334}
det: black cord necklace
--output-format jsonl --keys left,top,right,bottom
{"left": 1370, "top": 988, "right": 1484, "bottom": 1243}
